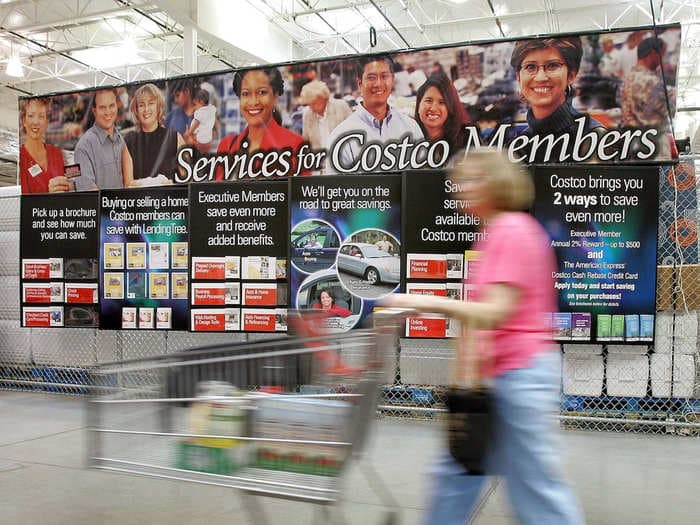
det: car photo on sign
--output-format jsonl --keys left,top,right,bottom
{"left": 290, "top": 219, "right": 341, "bottom": 274}
{"left": 295, "top": 268, "right": 363, "bottom": 332}
{"left": 336, "top": 230, "right": 400, "bottom": 300}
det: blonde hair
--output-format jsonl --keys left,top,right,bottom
{"left": 451, "top": 148, "right": 534, "bottom": 212}
{"left": 20, "top": 97, "right": 50, "bottom": 122}
{"left": 300, "top": 80, "right": 330, "bottom": 104}
{"left": 129, "top": 83, "right": 165, "bottom": 130}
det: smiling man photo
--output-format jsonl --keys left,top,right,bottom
{"left": 328, "top": 55, "right": 424, "bottom": 171}
{"left": 74, "top": 88, "right": 128, "bottom": 190}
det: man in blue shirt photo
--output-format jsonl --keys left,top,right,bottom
{"left": 328, "top": 55, "right": 424, "bottom": 171}
{"left": 74, "top": 89, "right": 127, "bottom": 190}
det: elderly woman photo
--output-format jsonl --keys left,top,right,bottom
{"left": 511, "top": 36, "right": 604, "bottom": 161}
{"left": 216, "top": 67, "right": 309, "bottom": 178}
{"left": 123, "top": 83, "right": 184, "bottom": 186}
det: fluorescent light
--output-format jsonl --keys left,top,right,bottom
{"left": 5, "top": 55, "right": 24, "bottom": 77}
{"left": 446, "top": 0, "right": 469, "bottom": 4}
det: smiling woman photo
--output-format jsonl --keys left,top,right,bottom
{"left": 510, "top": 36, "right": 605, "bottom": 161}
{"left": 19, "top": 98, "right": 68, "bottom": 194}
{"left": 414, "top": 71, "right": 469, "bottom": 160}
{"left": 216, "top": 67, "right": 309, "bottom": 178}
{"left": 123, "top": 83, "right": 184, "bottom": 186}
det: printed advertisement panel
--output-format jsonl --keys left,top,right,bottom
{"left": 187, "top": 180, "right": 288, "bottom": 331}
{"left": 532, "top": 165, "right": 659, "bottom": 343}
{"left": 290, "top": 174, "right": 402, "bottom": 331}
{"left": 20, "top": 192, "right": 99, "bottom": 327}
{"left": 99, "top": 186, "right": 189, "bottom": 329}
{"left": 19, "top": 25, "right": 681, "bottom": 195}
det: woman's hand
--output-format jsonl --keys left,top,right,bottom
{"left": 381, "top": 284, "right": 520, "bottom": 329}
{"left": 381, "top": 293, "right": 427, "bottom": 310}
{"left": 48, "top": 176, "right": 73, "bottom": 193}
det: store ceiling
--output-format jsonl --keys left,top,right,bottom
{"left": 0, "top": 0, "right": 697, "bottom": 186}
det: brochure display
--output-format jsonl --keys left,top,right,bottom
{"left": 188, "top": 181, "right": 288, "bottom": 332}
{"left": 20, "top": 192, "right": 99, "bottom": 327}
{"left": 402, "top": 171, "right": 481, "bottom": 338}
{"left": 99, "top": 186, "right": 189, "bottom": 330}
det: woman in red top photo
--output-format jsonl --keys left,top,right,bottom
{"left": 216, "top": 66, "right": 309, "bottom": 179}
{"left": 19, "top": 98, "right": 69, "bottom": 194}
{"left": 312, "top": 289, "right": 351, "bottom": 318}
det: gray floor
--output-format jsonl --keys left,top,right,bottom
{"left": 0, "top": 391, "right": 698, "bottom": 525}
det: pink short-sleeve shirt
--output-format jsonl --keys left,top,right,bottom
{"left": 469, "top": 212, "right": 557, "bottom": 377}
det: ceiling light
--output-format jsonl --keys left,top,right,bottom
{"left": 446, "top": 0, "right": 469, "bottom": 4}
{"left": 5, "top": 55, "right": 24, "bottom": 78}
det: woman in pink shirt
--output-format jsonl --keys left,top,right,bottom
{"left": 386, "top": 149, "right": 584, "bottom": 525}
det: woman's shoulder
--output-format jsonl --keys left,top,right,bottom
{"left": 491, "top": 211, "right": 545, "bottom": 236}
{"left": 217, "top": 132, "right": 240, "bottom": 153}
{"left": 44, "top": 143, "right": 65, "bottom": 165}
{"left": 268, "top": 120, "right": 304, "bottom": 145}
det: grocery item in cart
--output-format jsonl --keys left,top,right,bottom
{"left": 254, "top": 396, "right": 351, "bottom": 476}
{"left": 177, "top": 381, "right": 249, "bottom": 474}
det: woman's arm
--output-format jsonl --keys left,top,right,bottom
{"left": 122, "top": 145, "right": 134, "bottom": 187}
{"left": 384, "top": 283, "right": 520, "bottom": 329}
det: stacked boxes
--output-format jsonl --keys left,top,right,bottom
{"left": 651, "top": 310, "right": 698, "bottom": 398}
{"left": 178, "top": 384, "right": 248, "bottom": 475}
{"left": 651, "top": 353, "right": 697, "bottom": 398}
{"left": 562, "top": 347, "right": 604, "bottom": 396}
{"left": 606, "top": 354, "right": 649, "bottom": 397}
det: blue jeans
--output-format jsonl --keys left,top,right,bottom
{"left": 422, "top": 350, "right": 585, "bottom": 525}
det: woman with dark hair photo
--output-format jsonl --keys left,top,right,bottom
{"left": 510, "top": 36, "right": 604, "bottom": 161}
{"left": 414, "top": 71, "right": 470, "bottom": 159}
{"left": 216, "top": 67, "right": 309, "bottom": 178}
{"left": 312, "top": 289, "right": 351, "bottom": 318}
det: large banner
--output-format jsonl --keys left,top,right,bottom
{"left": 19, "top": 25, "right": 680, "bottom": 194}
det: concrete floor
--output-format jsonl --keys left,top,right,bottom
{"left": 0, "top": 391, "right": 698, "bottom": 525}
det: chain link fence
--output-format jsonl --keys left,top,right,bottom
{"left": 1, "top": 162, "right": 698, "bottom": 435}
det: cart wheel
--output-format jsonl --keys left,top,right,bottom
{"left": 382, "top": 510, "right": 399, "bottom": 525}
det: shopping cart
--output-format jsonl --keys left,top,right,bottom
{"left": 86, "top": 309, "right": 407, "bottom": 524}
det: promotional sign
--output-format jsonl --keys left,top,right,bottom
{"left": 532, "top": 165, "right": 659, "bottom": 343}
{"left": 99, "top": 186, "right": 189, "bottom": 330}
{"left": 290, "top": 174, "right": 402, "bottom": 332}
{"left": 188, "top": 181, "right": 288, "bottom": 332}
{"left": 20, "top": 192, "right": 99, "bottom": 327}
{"left": 402, "top": 171, "right": 480, "bottom": 337}
{"left": 18, "top": 25, "right": 681, "bottom": 197}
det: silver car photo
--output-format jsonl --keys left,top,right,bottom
{"left": 337, "top": 243, "right": 400, "bottom": 285}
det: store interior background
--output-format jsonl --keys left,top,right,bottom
{"left": 0, "top": 0, "right": 697, "bottom": 186}
{"left": 0, "top": 2, "right": 698, "bottom": 524}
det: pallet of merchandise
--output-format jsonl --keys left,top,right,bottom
{"left": 561, "top": 395, "right": 688, "bottom": 416}
{"left": 381, "top": 386, "right": 436, "bottom": 406}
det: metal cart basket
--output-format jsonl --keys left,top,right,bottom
{"left": 87, "top": 310, "right": 405, "bottom": 524}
